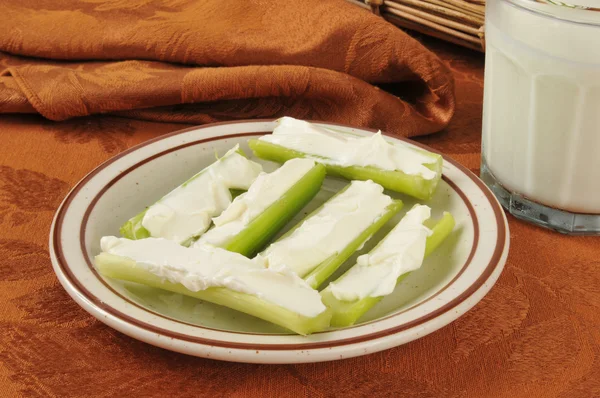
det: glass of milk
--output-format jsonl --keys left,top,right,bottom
{"left": 481, "top": 0, "right": 600, "bottom": 235}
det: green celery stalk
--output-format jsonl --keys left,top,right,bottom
{"left": 248, "top": 139, "right": 442, "bottom": 201}
{"left": 321, "top": 211, "right": 455, "bottom": 327}
{"left": 304, "top": 200, "right": 403, "bottom": 289}
{"left": 96, "top": 253, "right": 332, "bottom": 335}
{"left": 120, "top": 147, "right": 259, "bottom": 243}
{"left": 221, "top": 163, "right": 326, "bottom": 257}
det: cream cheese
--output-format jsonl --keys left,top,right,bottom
{"left": 141, "top": 145, "right": 263, "bottom": 244}
{"left": 194, "top": 158, "right": 316, "bottom": 248}
{"left": 259, "top": 117, "right": 437, "bottom": 179}
{"left": 329, "top": 205, "right": 432, "bottom": 301}
{"left": 100, "top": 236, "right": 326, "bottom": 317}
{"left": 260, "top": 180, "right": 393, "bottom": 278}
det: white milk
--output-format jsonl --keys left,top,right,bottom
{"left": 482, "top": 0, "right": 600, "bottom": 214}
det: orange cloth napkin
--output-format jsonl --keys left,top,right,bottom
{"left": 0, "top": 0, "right": 454, "bottom": 137}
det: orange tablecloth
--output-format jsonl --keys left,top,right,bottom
{"left": 1, "top": 39, "right": 599, "bottom": 397}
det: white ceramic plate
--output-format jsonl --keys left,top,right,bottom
{"left": 49, "top": 120, "right": 509, "bottom": 364}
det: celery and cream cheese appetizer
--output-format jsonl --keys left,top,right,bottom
{"left": 329, "top": 205, "right": 432, "bottom": 301}
{"left": 194, "top": 158, "right": 326, "bottom": 257}
{"left": 248, "top": 117, "right": 443, "bottom": 200}
{"left": 259, "top": 180, "right": 403, "bottom": 289}
{"left": 321, "top": 206, "right": 455, "bottom": 327}
{"left": 95, "top": 237, "right": 331, "bottom": 335}
{"left": 120, "top": 145, "right": 263, "bottom": 245}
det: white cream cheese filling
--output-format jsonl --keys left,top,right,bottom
{"left": 329, "top": 205, "right": 432, "bottom": 301}
{"left": 259, "top": 117, "right": 437, "bottom": 179}
{"left": 260, "top": 180, "right": 393, "bottom": 278}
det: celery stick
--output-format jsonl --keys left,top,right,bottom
{"left": 121, "top": 188, "right": 247, "bottom": 243}
{"left": 321, "top": 212, "right": 455, "bottom": 327}
{"left": 304, "top": 200, "right": 403, "bottom": 289}
{"left": 260, "top": 180, "right": 403, "bottom": 289}
{"left": 120, "top": 146, "right": 262, "bottom": 244}
{"left": 96, "top": 253, "right": 331, "bottom": 335}
{"left": 200, "top": 162, "right": 326, "bottom": 258}
{"left": 248, "top": 138, "right": 442, "bottom": 201}
{"left": 424, "top": 212, "right": 455, "bottom": 257}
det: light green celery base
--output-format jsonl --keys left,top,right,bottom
{"left": 423, "top": 212, "right": 455, "bottom": 257}
{"left": 248, "top": 139, "right": 442, "bottom": 201}
{"left": 224, "top": 164, "right": 326, "bottom": 257}
{"left": 120, "top": 210, "right": 151, "bottom": 240}
{"left": 95, "top": 253, "right": 331, "bottom": 335}
{"left": 321, "top": 212, "right": 456, "bottom": 327}
{"left": 304, "top": 200, "right": 404, "bottom": 289}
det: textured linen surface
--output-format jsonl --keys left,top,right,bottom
{"left": 1, "top": 38, "right": 599, "bottom": 397}
{"left": 0, "top": 0, "right": 455, "bottom": 137}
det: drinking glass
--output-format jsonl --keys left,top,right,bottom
{"left": 481, "top": 0, "right": 600, "bottom": 234}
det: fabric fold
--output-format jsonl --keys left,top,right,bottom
{"left": 0, "top": 0, "right": 455, "bottom": 137}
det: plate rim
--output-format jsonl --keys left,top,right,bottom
{"left": 49, "top": 119, "right": 509, "bottom": 361}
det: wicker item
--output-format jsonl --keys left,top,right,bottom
{"left": 348, "top": 0, "right": 485, "bottom": 52}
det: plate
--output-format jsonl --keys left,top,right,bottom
{"left": 49, "top": 120, "right": 509, "bottom": 364}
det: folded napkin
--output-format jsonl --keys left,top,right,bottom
{"left": 0, "top": 0, "right": 455, "bottom": 137}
